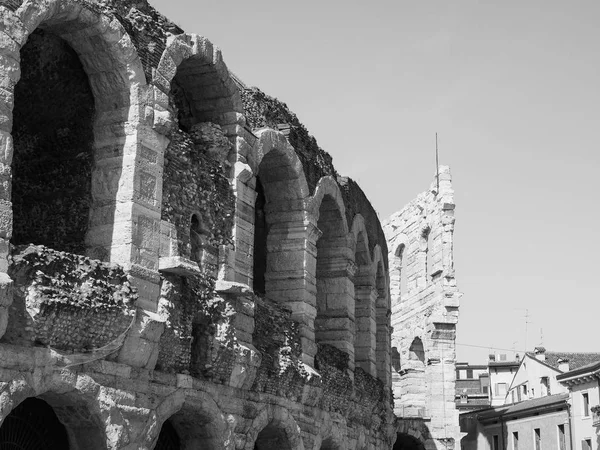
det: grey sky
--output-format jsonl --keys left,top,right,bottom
{"left": 149, "top": 0, "right": 600, "bottom": 362}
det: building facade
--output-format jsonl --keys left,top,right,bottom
{"left": 557, "top": 360, "right": 600, "bottom": 450}
{"left": 460, "top": 395, "right": 571, "bottom": 450}
{"left": 455, "top": 363, "right": 490, "bottom": 412}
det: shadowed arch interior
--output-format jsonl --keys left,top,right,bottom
{"left": 11, "top": 29, "right": 94, "bottom": 254}
{"left": 393, "top": 433, "right": 426, "bottom": 450}
{"left": 254, "top": 146, "right": 304, "bottom": 298}
{"left": 155, "top": 419, "right": 181, "bottom": 450}
{"left": 409, "top": 337, "right": 425, "bottom": 364}
{"left": 253, "top": 422, "right": 292, "bottom": 450}
{"left": 0, "top": 397, "right": 70, "bottom": 449}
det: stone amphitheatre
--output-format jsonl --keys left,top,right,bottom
{"left": 0, "top": 0, "right": 460, "bottom": 448}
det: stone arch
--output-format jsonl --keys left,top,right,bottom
{"left": 153, "top": 33, "right": 242, "bottom": 133}
{"left": 149, "top": 391, "right": 229, "bottom": 450}
{"left": 393, "top": 433, "right": 426, "bottom": 450}
{"left": 351, "top": 214, "right": 377, "bottom": 376}
{"left": 409, "top": 337, "right": 425, "bottom": 365}
{"left": 417, "top": 220, "right": 435, "bottom": 287}
{"left": 397, "top": 337, "right": 428, "bottom": 417}
{"left": 313, "top": 415, "right": 348, "bottom": 450}
{"left": 156, "top": 33, "right": 240, "bottom": 287}
{"left": 245, "top": 405, "right": 304, "bottom": 450}
{"left": 394, "top": 420, "right": 433, "bottom": 450}
{"left": 350, "top": 214, "right": 371, "bottom": 266}
{"left": 250, "top": 128, "right": 309, "bottom": 297}
{"left": 309, "top": 176, "right": 355, "bottom": 367}
{"left": 373, "top": 244, "right": 391, "bottom": 385}
{"left": 0, "top": 0, "right": 148, "bottom": 266}
{"left": 0, "top": 374, "right": 112, "bottom": 450}
{"left": 390, "top": 235, "right": 409, "bottom": 304}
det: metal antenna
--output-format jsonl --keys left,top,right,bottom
{"left": 525, "top": 309, "right": 530, "bottom": 352}
{"left": 435, "top": 133, "right": 440, "bottom": 195}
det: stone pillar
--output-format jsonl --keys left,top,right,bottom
{"left": 354, "top": 283, "right": 377, "bottom": 376}
{"left": 314, "top": 245, "right": 356, "bottom": 370}
{"left": 376, "top": 293, "right": 392, "bottom": 385}
{"left": 88, "top": 122, "right": 167, "bottom": 311}
{"left": 265, "top": 216, "right": 319, "bottom": 366}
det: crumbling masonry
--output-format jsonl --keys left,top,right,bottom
{"left": 0, "top": 1, "right": 459, "bottom": 449}
{"left": 383, "top": 167, "right": 461, "bottom": 450}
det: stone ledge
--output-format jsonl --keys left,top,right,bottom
{"left": 158, "top": 256, "right": 201, "bottom": 277}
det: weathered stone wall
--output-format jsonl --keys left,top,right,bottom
{"left": 4, "top": 244, "right": 136, "bottom": 351}
{"left": 0, "top": 0, "right": 402, "bottom": 448}
{"left": 384, "top": 166, "right": 461, "bottom": 450}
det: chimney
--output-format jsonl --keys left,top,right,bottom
{"left": 534, "top": 346, "right": 546, "bottom": 362}
{"left": 558, "top": 358, "right": 570, "bottom": 373}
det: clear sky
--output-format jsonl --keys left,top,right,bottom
{"left": 149, "top": 0, "right": 600, "bottom": 363}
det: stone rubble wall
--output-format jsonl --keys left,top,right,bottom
{"left": 384, "top": 166, "right": 461, "bottom": 450}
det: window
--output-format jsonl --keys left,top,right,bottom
{"left": 558, "top": 425, "right": 566, "bottom": 450}
{"left": 513, "top": 432, "right": 519, "bottom": 450}
{"left": 583, "top": 393, "right": 590, "bottom": 417}
{"left": 541, "top": 376, "right": 550, "bottom": 396}
{"left": 456, "top": 369, "right": 461, "bottom": 380}
{"left": 467, "top": 369, "right": 474, "bottom": 379}
{"left": 496, "top": 383, "right": 507, "bottom": 396}
{"left": 534, "top": 428, "right": 541, "bottom": 450}
{"left": 493, "top": 435, "right": 499, "bottom": 450}
{"left": 517, "top": 388, "right": 522, "bottom": 402}
{"left": 483, "top": 386, "right": 489, "bottom": 395}
{"left": 582, "top": 439, "right": 592, "bottom": 450}
{"left": 511, "top": 390, "right": 516, "bottom": 404}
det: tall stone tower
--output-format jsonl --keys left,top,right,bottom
{"left": 384, "top": 166, "right": 461, "bottom": 450}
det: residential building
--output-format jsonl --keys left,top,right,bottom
{"left": 488, "top": 354, "right": 521, "bottom": 406}
{"left": 507, "top": 347, "right": 568, "bottom": 404}
{"left": 456, "top": 362, "right": 491, "bottom": 412}
{"left": 557, "top": 359, "right": 600, "bottom": 450}
{"left": 460, "top": 394, "right": 571, "bottom": 450}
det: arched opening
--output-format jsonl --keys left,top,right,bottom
{"left": 253, "top": 422, "right": 292, "bottom": 450}
{"left": 375, "top": 258, "right": 390, "bottom": 383}
{"left": 393, "top": 433, "right": 426, "bottom": 450}
{"left": 320, "top": 437, "right": 340, "bottom": 450}
{"left": 160, "top": 46, "right": 237, "bottom": 270}
{"left": 423, "top": 227, "right": 433, "bottom": 284}
{"left": 155, "top": 404, "right": 225, "bottom": 450}
{"left": 315, "top": 194, "right": 354, "bottom": 361}
{"left": 253, "top": 177, "right": 267, "bottom": 295}
{"left": 392, "top": 346, "right": 401, "bottom": 372}
{"left": 0, "top": 397, "right": 70, "bottom": 449}
{"left": 155, "top": 419, "right": 181, "bottom": 450}
{"left": 395, "top": 244, "right": 408, "bottom": 299}
{"left": 409, "top": 337, "right": 425, "bottom": 364}
{"left": 11, "top": 29, "right": 94, "bottom": 254}
{"left": 353, "top": 229, "right": 374, "bottom": 375}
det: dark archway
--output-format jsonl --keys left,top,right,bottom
{"left": 393, "top": 433, "right": 426, "bottom": 450}
{"left": 0, "top": 397, "right": 70, "bottom": 449}
{"left": 11, "top": 29, "right": 94, "bottom": 254}
{"left": 155, "top": 419, "right": 181, "bottom": 450}
{"left": 253, "top": 177, "right": 267, "bottom": 295}
{"left": 253, "top": 422, "right": 292, "bottom": 450}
